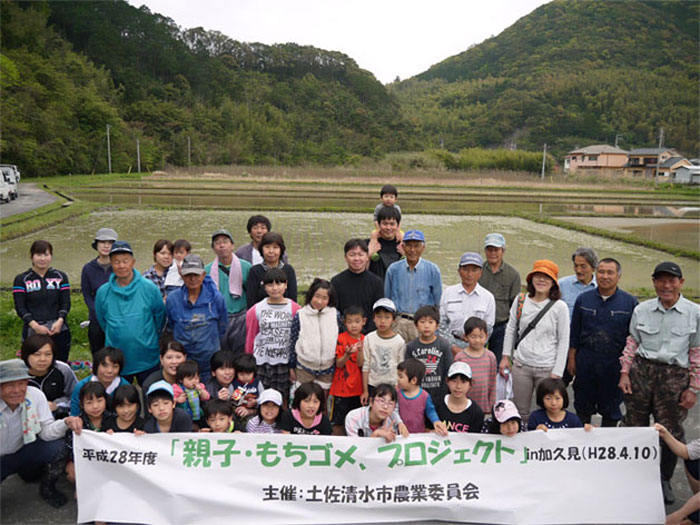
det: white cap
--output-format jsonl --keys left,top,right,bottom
{"left": 447, "top": 361, "right": 472, "bottom": 379}
{"left": 258, "top": 389, "right": 283, "bottom": 406}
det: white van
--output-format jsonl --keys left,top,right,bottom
{"left": 1, "top": 167, "right": 18, "bottom": 200}
{"left": 0, "top": 176, "right": 10, "bottom": 203}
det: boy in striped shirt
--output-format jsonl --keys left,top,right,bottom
{"left": 454, "top": 317, "right": 497, "bottom": 413}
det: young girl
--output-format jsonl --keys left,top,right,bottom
{"left": 172, "top": 360, "right": 211, "bottom": 428}
{"left": 482, "top": 399, "right": 524, "bottom": 437}
{"left": 70, "top": 347, "right": 129, "bottom": 416}
{"left": 246, "top": 232, "right": 298, "bottom": 308}
{"left": 21, "top": 334, "right": 77, "bottom": 419}
{"left": 231, "top": 354, "right": 264, "bottom": 421}
{"left": 289, "top": 278, "right": 340, "bottom": 397}
{"left": 246, "top": 389, "right": 284, "bottom": 434}
{"left": 279, "top": 382, "right": 332, "bottom": 435}
{"left": 66, "top": 382, "right": 110, "bottom": 483}
{"left": 527, "top": 377, "right": 591, "bottom": 431}
{"left": 345, "top": 383, "right": 407, "bottom": 442}
{"left": 245, "top": 268, "right": 301, "bottom": 403}
{"left": 434, "top": 362, "right": 483, "bottom": 434}
{"left": 105, "top": 384, "right": 145, "bottom": 433}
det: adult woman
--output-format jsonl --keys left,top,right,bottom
{"left": 143, "top": 239, "right": 174, "bottom": 299}
{"left": 13, "top": 240, "right": 72, "bottom": 361}
{"left": 21, "top": 334, "right": 77, "bottom": 419}
{"left": 498, "top": 259, "right": 569, "bottom": 423}
{"left": 246, "top": 232, "right": 297, "bottom": 307}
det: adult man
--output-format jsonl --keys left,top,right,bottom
{"left": 384, "top": 229, "right": 442, "bottom": 343}
{"left": 478, "top": 233, "right": 521, "bottom": 362}
{"left": 367, "top": 206, "right": 404, "bottom": 282}
{"left": 440, "top": 252, "right": 496, "bottom": 356}
{"left": 95, "top": 241, "right": 166, "bottom": 385}
{"left": 559, "top": 247, "right": 598, "bottom": 317}
{"left": 0, "top": 359, "right": 82, "bottom": 507}
{"left": 205, "top": 229, "right": 251, "bottom": 353}
{"left": 619, "top": 262, "right": 699, "bottom": 504}
{"left": 235, "top": 215, "right": 288, "bottom": 266}
{"left": 81, "top": 227, "right": 117, "bottom": 354}
{"left": 331, "top": 238, "right": 384, "bottom": 333}
{"left": 568, "top": 258, "right": 638, "bottom": 427}
{"left": 167, "top": 254, "right": 227, "bottom": 381}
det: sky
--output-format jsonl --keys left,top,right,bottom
{"left": 127, "top": 0, "right": 549, "bottom": 84}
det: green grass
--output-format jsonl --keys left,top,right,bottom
{"left": 1, "top": 200, "right": 100, "bottom": 242}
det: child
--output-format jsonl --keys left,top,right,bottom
{"left": 231, "top": 354, "right": 264, "bottom": 421}
{"left": 454, "top": 317, "right": 497, "bottom": 413}
{"left": 434, "top": 362, "right": 484, "bottom": 433}
{"left": 22, "top": 334, "right": 77, "bottom": 419}
{"left": 70, "top": 347, "right": 129, "bottom": 416}
{"left": 279, "top": 382, "right": 332, "bottom": 435}
{"left": 105, "top": 384, "right": 145, "bottom": 433}
{"left": 245, "top": 268, "right": 301, "bottom": 403}
{"left": 201, "top": 399, "right": 236, "bottom": 433}
{"left": 329, "top": 305, "right": 366, "bottom": 435}
{"left": 246, "top": 233, "right": 298, "bottom": 308}
{"left": 143, "top": 380, "right": 193, "bottom": 433}
{"left": 173, "top": 360, "right": 211, "bottom": 428}
{"left": 205, "top": 350, "right": 237, "bottom": 401}
{"left": 370, "top": 184, "right": 404, "bottom": 244}
{"left": 345, "top": 383, "right": 407, "bottom": 442}
{"left": 361, "top": 298, "right": 405, "bottom": 405}
{"left": 163, "top": 238, "right": 191, "bottom": 296}
{"left": 527, "top": 377, "right": 590, "bottom": 431}
{"left": 482, "top": 399, "right": 523, "bottom": 436}
{"left": 289, "top": 278, "right": 340, "bottom": 396}
{"left": 404, "top": 305, "right": 453, "bottom": 401}
{"left": 396, "top": 358, "right": 447, "bottom": 435}
{"left": 246, "top": 389, "right": 284, "bottom": 434}
{"left": 66, "top": 382, "right": 110, "bottom": 484}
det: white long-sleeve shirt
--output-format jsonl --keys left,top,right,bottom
{"left": 0, "top": 386, "right": 70, "bottom": 455}
{"left": 502, "top": 296, "right": 570, "bottom": 377}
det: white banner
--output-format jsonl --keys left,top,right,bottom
{"left": 75, "top": 428, "right": 664, "bottom": 525}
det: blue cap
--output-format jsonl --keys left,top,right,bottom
{"left": 484, "top": 233, "right": 506, "bottom": 248}
{"left": 109, "top": 240, "right": 133, "bottom": 256}
{"left": 459, "top": 252, "right": 483, "bottom": 268}
{"left": 146, "top": 380, "right": 174, "bottom": 398}
{"left": 403, "top": 230, "right": 425, "bottom": 242}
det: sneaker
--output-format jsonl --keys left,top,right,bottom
{"left": 661, "top": 479, "right": 675, "bottom": 505}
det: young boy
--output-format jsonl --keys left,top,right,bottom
{"left": 231, "top": 354, "right": 264, "bottom": 421}
{"left": 372, "top": 184, "right": 403, "bottom": 242}
{"left": 396, "top": 358, "right": 447, "bottom": 435}
{"left": 329, "top": 305, "right": 366, "bottom": 435}
{"left": 205, "top": 350, "right": 237, "bottom": 401}
{"left": 361, "top": 298, "right": 405, "bottom": 405}
{"left": 404, "top": 305, "right": 453, "bottom": 401}
{"left": 434, "top": 362, "right": 484, "bottom": 433}
{"left": 143, "top": 380, "right": 193, "bottom": 433}
{"left": 164, "top": 238, "right": 191, "bottom": 295}
{"left": 454, "top": 317, "right": 497, "bottom": 413}
{"left": 201, "top": 399, "right": 236, "bottom": 433}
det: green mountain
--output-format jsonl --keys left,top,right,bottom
{"left": 391, "top": 0, "right": 699, "bottom": 158}
{"left": 1, "top": 0, "right": 414, "bottom": 176}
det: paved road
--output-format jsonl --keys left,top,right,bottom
{"left": 0, "top": 183, "right": 57, "bottom": 219}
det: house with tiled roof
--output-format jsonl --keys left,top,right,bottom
{"left": 624, "top": 148, "right": 687, "bottom": 178}
{"left": 564, "top": 145, "right": 628, "bottom": 172}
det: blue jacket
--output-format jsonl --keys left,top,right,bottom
{"left": 70, "top": 375, "right": 130, "bottom": 416}
{"left": 95, "top": 270, "right": 166, "bottom": 375}
{"left": 166, "top": 276, "right": 228, "bottom": 380}
{"left": 570, "top": 286, "right": 638, "bottom": 355}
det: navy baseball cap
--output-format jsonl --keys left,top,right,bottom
{"left": 109, "top": 241, "right": 133, "bottom": 256}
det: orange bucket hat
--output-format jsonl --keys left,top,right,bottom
{"left": 526, "top": 259, "right": 559, "bottom": 284}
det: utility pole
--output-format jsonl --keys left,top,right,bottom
{"left": 654, "top": 128, "right": 664, "bottom": 187}
{"left": 541, "top": 143, "right": 547, "bottom": 180}
{"left": 614, "top": 134, "right": 623, "bottom": 148}
{"left": 106, "top": 124, "right": 112, "bottom": 174}
{"left": 187, "top": 136, "right": 191, "bottom": 169}
{"left": 136, "top": 138, "right": 141, "bottom": 173}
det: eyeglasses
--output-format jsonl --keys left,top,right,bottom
{"left": 373, "top": 397, "right": 395, "bottom": 408}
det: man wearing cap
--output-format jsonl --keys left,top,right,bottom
{"left": 205, "top": 229, "right": 251, "bottom": 354}
{"left": 95, "top": 241, "right": 166, "bottom": 385}
{"left": 80, "top": 227, "right": 117, "bottom": 354}
{"left": 167, "top": 254, "right": 228, "bottom": 382}
{"left": 478, "top": 233, "right": 521, "bottom": 362}
{"left": 440, "top": 252, "right": 496, "bottom": 356}
{"left": 619, "top": 261, "right": 700, "bottom": 504}
{"left": 384, "top": 229, "right": 442, "bottom": 343}
{"left": 568, "top": 258, "right": 638, "bottom": 428}
{"left": 1, "top": 359, "right": 83, "bottom": 507}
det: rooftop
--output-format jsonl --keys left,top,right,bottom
{"left": 567, "top": 144, "right": 628, "bottom": 155}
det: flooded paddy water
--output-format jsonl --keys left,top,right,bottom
{"left": 1, "top": 209, "right": 697, "bottom": 296}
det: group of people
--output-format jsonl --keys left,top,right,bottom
{"left": 3, "top": 184, "right": 699, "bottom": 522}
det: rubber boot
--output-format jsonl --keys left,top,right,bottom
{"left": 39, "top": 458, "right": 68, "bottom": 508}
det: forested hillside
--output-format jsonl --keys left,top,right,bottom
{"left": 391, "top": 0, "right": 699, "bottom": 157}
{"left": 1, "top": 1, "right": 415, "bottom": 176}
